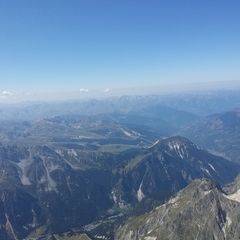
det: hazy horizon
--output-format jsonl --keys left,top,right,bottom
{"left": 1, "top": 80, "right": 240, "bottom": 103}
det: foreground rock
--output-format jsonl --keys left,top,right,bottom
{"left": 116, "top": 179, "right": 240, "bottom": 240}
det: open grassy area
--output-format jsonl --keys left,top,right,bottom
{"left": 100, "top": 144, "right": 137, "bottom": 153}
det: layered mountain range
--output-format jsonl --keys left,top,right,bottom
{"left": 0, "top": 135, "right": 239, "bottom": 239}
{"left": 181, "top": 110, "right": 240, "bottom": 163}
{"left": 0, "top": 94, "right": 240, "bottom": 240}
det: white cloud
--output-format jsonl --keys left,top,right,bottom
{"left": 0, "top": 90, "right": 14, "bottom": 99}
{"left": 79, "top": 88, "right": 89, "bottom": 93}
{"left": 1, "top": 90, "right": 13, "bottom": 96}
{"left": 104, "top": 88, "right": 110, "bottom": 93}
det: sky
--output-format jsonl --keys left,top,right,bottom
{"left": 0, "top": 0, "right": 240, "bottom": 101}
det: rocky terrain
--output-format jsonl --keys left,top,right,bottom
{"left": 0, "top": 135, "right": 239, "bottom": 239}
{"left": 116, "top": 179, "right": 240, "bottom": 240}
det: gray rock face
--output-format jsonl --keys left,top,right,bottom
{"left": 116, "top": 179, "right": 240, "bottom": 240}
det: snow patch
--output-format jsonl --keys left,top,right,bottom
{"left": 137, "top": 181, "right": 145, "bottom": 202}
{"left": 55, "top": 149, "right": 64, "bottom": 157}
{"left": 208, "top": 163, "right": 216, "bottom": 172}
{"left": 168, "top": 142, "right": 188, "bottom": 159}
{"left": 121, "top": 128, "right": 132, "bottom": 137}
{"left": 5, "top": 214, "right": 18, "bottom": 240}
{"left": 64, "top": 158, "right": 82, "bottom": 170}
{"left": 144, "top": 236, "right": 157, "bottom": 240}
{"left": 17, "top": 158, "right": 32, "bottom": 185}
{"left": 149, "top": 140, "right": 160, "bottom": 148}
{"left": 95, "top": 235, "right": 108, "bottom": 239}
{"left": 222, "top": 214, "right": 232, "bottom": 238}
{"left": 111, "top": 191, "right": 118, "bottom": 204}
{"left": 201, "top": 167, "right": 211, "bottom": 176}
{"left": 169, "top": 195, "right": 179, "bottom": 204}
{"left": 42, "top": 158, "right": 57, "bottom": 192}
{"left": 226, "top": 214, "right": 232, "bottom": 227}
{"left": 226, "top": 189, "right": 240, "bottom": 203}
{"left": 48, "top": 161, "right": 61, "bottom": 172}
{"left": 28, "top": 209, "right": 37, "bottom": 228}
{"left": 111, "top": 190, "right": 130, "bottom": 209}
{"left": 203, "top": 190, "right": 212, "bottom": 196}
{"left": 67, "top": 149, "right": 78, "bottom": 157}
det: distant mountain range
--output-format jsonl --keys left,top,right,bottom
{"left": 181, "top": 110, "right": 240, "bottom": 163}
{"left": 0, "top": 105, "right": 197, "bottom": 146}
{"left": 1, "top": 90, "right": 240, "bottom": 121}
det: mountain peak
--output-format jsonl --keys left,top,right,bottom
{"left": 149, "top": 136, "right": 198, "bottom": 159}
{"left": 163, "top": 136, "right": 197, "bottom": 146}
{"left": 180, "top": 178, "right": 222, "bottom": 197}
{"left": 151, "top": 136, "right": 197, "bottom": 148}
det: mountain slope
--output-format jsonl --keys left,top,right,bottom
{"left": 116, "top": 179, "right": 240, "bottom": 240}
{"left": 0, "top": 136, "right": 239, "bottom": 239}
{"left": 112, "top": 136, "right": 240, "bottom": 208}
{"left": 0, "top": 144, "right": 114, "bottom": 239}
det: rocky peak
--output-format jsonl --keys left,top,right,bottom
{"left": 150, "top": 136, "right": 198, "bottom": 160}
{"left": 116, "top": 179, "right": 240, "bottom": 240}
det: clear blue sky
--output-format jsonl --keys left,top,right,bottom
{"left": 0, "top": 0, "right": 240, "bottom": 99}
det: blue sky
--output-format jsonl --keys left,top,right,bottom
{"left": 0, "top": 0, "right": 240, "bottom": 100}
